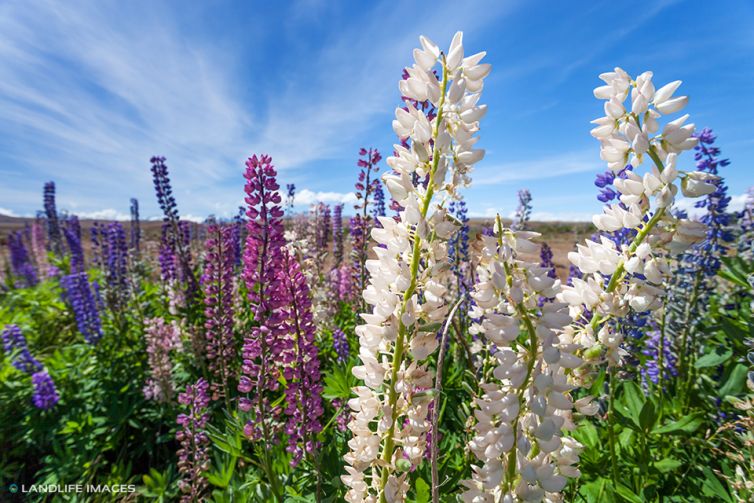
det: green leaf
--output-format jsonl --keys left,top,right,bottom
{"left": 654, "top": 458, "right": 682, "bottom": 473}
{"left": 695, "top": 347, "right": 733, "bottom": 368}
{"left": 718, "top": 256, "right": 752, "bottom": 288}
{"left": 622, "top": 381, "right": 645, "bottom": 423}
{"left": 573, "top": 420, "right": 599, "bottom": 449}
{"left": 653, "top": 414, "right": 703, "bottom": 435}
{"left": 720, "top": 317, "right": 748, "bottom": 344}
{"left": 701, "top": 467, "right": 732, "bottom": 502}
{"left": 639, "top": 400, "right": 657, "bottom": 432}
{"left": 614, "top": 483, "right": 643, "bottom": 503}
{"left": 719, "top": 364, "right": 748, "bottom": 397}
{"left": 579, "top": 478, "right": 608, "bottom": 501}
{"left": 413, "top": 478, "right": 430, "bottom": 503}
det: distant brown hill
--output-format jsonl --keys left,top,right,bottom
{"left": 0, "top": 214, "right": 593, "bottom": 280}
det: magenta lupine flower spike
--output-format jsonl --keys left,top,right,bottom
{"left": 239, "top": 154, "right": 289, "bottom": 441}
{"left": 143, "top": 317, "right": 182, "bottom": 403}
{"left": 202, "top": 224, "right": 236, "bottom": 401}
{"left": 279, "top": 249, "right": 324, "bottom": 466}
{"left": 176, "top": 378, "right": 211, "bottom": 503}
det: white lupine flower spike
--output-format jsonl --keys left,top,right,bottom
{"left": 342, "top": 31, "right": 489, "bottom": 503}
{"left": 561, "top": 68, "right": 708, "bottom": 371}
{"left": 462, "top": 215, "right": 588, "bottom": 502}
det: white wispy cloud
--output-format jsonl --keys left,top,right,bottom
{"left": 251, "top": 0, "right": 519, "bottom": 169}
{"left": 0, "top": 0, "right": 251, "bottom": 215}
{"left": 675, "top": 192, "right": 750, "bottom": 218}
{"left": 0, "top": 0, "right": 519, "bottom": 218}
{"left": 0, "top": 207, "right": 18, "bottom": 217}
{"left": 295, "top": 189, "right": 357, "bottom": 206}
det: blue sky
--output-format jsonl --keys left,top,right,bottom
{"left": 1, "top": 0, "right": 752, "bottom": 221}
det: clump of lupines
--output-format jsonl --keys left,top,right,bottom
{"left": 561, "top": 68, "right": 713, "bottom": 369}
{"left": 130, "top": 197, "right": 141, "bottom": 254}
{"left": 60, "top": 272, "right": 103, "bottom": 344}
{"left": 342, "top": 32, "right": 490, "bottom": 501}
{"left": 143, "top": 317, "right": 182, "bottom": 403}
{"left": 43, "top": 181, "right": 62, "bottom": 256}
{"left": 176, "top": 378, "right": 211, "bottom": 502}
{"left": 201, "top": 224, "right": 236, "bottom": 401}
{"left": 8, "top": 231, "right": 38, "bottom": 287}
{"left": 279, "top": 248, "right": 324, "bottom": 466}
{"left": 512, "top": 189, "right": 532, "bottom": 230}
{"left": 462, "top": 217, "right": 591, "bottom": 501}
{"left": 238, "top": 154, "right": 288, "bottom": 442}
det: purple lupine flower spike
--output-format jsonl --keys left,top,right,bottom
{"left": 43, "top": 181, "right": 63, "bottom": 256}
{"left": 332, "top": 204, "right": 344, "bottom": 266}
{"left": 31, "top": 371, "right": 60, "bottom": 410}
{"left": 539, "top": 242, "right": 557, "bottom": 279}
{"left": 104, "top": 222, "right": 128, "bottom": 308}
{"left": 130, "top": 198, "right": 141, "bottom": 254}
{"left": 351, "top": 148, "right": 382, "bottom": 300}
{"left": 176, "top": 378, "right": 211, "bottom": 502}
{"left": 150, "top": 156, "right": 198, "bottom": 299}
{"left": 63, "top": 224, "right": 85, "bottom": 274}
{"left": 2, "top": 324, "right": 43, "bottom": 374}
{"left": 279, "top": 249, "right": 324, "bottom": 466}
{"left": 60, "top": 272, "right": 103, "bottom": 344}
{"left": 8, "top": 232, "right": 38, "bottom": 287}
{"left": 332, "top": 328, "right": 350, "bottom": 364}
{"left": 512, "top": 189, "right": 532, "bottom": 231}
{"left": 239, "top": 154, "right": 288, "bottom": 441}
{"left": 202, "top": 224, "right": 236, "bottom": 401}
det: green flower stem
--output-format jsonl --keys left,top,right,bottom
{"left": 495, "top": 215, "right": 539, "bottom": 494}
{"left": 378, "top": 59, "right": 449, "bottom": 502}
